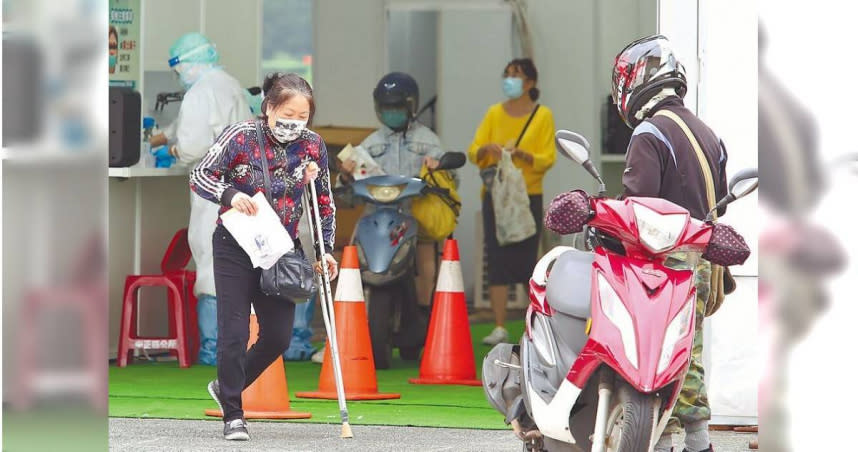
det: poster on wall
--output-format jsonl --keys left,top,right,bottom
{"left": 109, "top": 0, "right": 141, "bottom": 89}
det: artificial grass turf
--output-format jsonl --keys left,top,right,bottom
{"left": 109, "top": 321, "right": 524, "bottom": 430}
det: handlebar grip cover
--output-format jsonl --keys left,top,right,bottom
{"left": 703, "top": 223, "right": 751, "bottom": 266}
{"left": 544, "top": 190, "right": 592, "bottom": 235}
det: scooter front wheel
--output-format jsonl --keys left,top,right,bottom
{"left": 605, "top": 383, "right": 659, "bottom": 452}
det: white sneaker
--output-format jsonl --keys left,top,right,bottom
{"left": 482, "top": 326, "right": 509, "bottom": 345}
{"left": 311, "top": 346, "right": 325, "bottom": 364}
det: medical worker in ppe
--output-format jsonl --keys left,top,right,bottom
{"left": 149, "top": 32, "right": 252, "bottom": 365}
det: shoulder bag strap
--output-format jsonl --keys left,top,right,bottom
{"left": 254, "top": 120, "right": 278, "bottom": 215}
{"left": 654, "top": 109, "right": 718, "bottom": 221}
{"left": 514, "top": 104, "right": 540, "bottom": 148}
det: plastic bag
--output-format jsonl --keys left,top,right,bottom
{"left": 220, "top": 192, "right": 294, "bottom": 269}
{"left": 412, "top": 165, "right": 461, "bottom": 241}
{"left": 491, "top": 151, "right": 536, "bottom": 245}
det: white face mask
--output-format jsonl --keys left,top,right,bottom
{"left": 271, "top": 118, "right": 307, "bottom": 143}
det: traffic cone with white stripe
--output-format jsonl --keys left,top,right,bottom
{"left": 409, "top": 239, "right": 482, "bottom": 386}
{"left": 296, "top": 245, "right": 400, "bottom": 400}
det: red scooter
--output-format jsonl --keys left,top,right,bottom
{"left": 483, "top": 130, "right": 757, "bottom": 452}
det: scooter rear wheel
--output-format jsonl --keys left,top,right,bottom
{"left": 399, "top": 345, "right": 421, "bottom": 361}
{"left": 368, "top": 286, "right": 395, "bottom": 369}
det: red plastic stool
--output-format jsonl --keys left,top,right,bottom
{"left": 116, "top": 229, "right": 198, "bottom": 368}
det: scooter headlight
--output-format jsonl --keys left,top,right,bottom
{"left": 367, "top": 184, "right": 406, "bottom": 203}
{"left": 657, "top": 294, "right": 695, "bottom": 374}
{"left": 598, "top": 273, "right": 638, "bottom": 369}
{"left": 633, "top": 203, "right": 687, "bottom": 253}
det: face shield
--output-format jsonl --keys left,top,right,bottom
{"left": 168, "top": 42, "right": 217, "bottom": 68}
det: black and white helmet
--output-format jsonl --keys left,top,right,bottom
{"left": 611, "top": 35, "right": 687, "bottom": 128}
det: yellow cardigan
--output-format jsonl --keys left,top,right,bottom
{"left": 467, "top": 103, "right": 557, "bottom": 195}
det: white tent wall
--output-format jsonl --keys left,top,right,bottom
{"left": 660, "top": 0, "right": 760, "bottom": 424}
{"left": 314, "top": 0, "right": 657, "bottom": 300}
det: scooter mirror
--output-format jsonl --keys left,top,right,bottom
{"left": 555, "top": 130, "right": 605, "bottom": 193}
{"left": 707, "top": 168, "right": 758, "bottom": 222}
{"left": 436, "top": 152, "right": 467, "bottom": 170}
{"left": 728, "top": 168, "right": 759, "bottom": 200}
{"left": 555, "top": 130, "right": 591, "bottom": 165}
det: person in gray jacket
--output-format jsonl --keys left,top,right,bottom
{"left": 327, "top": 72, "right": 447, "bottom": 363}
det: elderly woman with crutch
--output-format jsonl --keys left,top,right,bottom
{"left": 190, "top": 72, "right": 347, "bottom": 441}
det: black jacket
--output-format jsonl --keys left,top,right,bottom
{"left": 622, "top": 97, "right": 728, "bottom": 220}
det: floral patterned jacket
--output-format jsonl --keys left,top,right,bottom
{"left": 190, "top": 119, "right": 336, "bottom": 253}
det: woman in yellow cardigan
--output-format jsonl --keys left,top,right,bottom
{"left": 468, "top": 58, "right": 556, "bottom": 345}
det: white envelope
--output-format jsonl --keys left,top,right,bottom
{"left": 338, "top": 143, "right": 385, "bottom": 180}
{"left": 221, "top": 192, "right": 294, "bottom": 269}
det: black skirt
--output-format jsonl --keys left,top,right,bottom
{"left": 482, "top": 193, "right": 543, "bottom": 285}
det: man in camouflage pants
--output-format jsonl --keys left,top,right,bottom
{"left": 612, "top": 35, "right": 728, "bottom": 452}
{"left": 666, "top": 259, "right": 712, "bottom": 442}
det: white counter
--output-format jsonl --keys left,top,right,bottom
{"left": 109, "top": 166, "right": 189, "bottom": 178}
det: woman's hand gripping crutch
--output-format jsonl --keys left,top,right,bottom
{"left": 304, "top": 168, "right": 353, "bottom": 439}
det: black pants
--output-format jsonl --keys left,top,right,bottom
{"left": 213, "top": 225, "right": 295, "bottom": 422}
{"left": 482, "top": 194, "right": 543, "bottom": 285}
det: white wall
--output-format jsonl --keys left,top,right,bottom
{"left": 661, "top": 0, "right": 759, "bottom": 423}
{"left": 657, "top": 0, "right": 699, "bottom": 113}
{"left": 388, "top": 10, "right": 439, "bottom": 107}
{"left": 142, "top": 0, "right": 261, "bottom": 88}
{"left": 313, "top": 0, "right": 386, "bottom": 127}
{"left": 699, "top": 0, "right": 759, "bottom": 424}
{"left": 314, "top": 0, "right": 657, "bottom": 299}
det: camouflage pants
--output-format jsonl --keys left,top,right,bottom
{"left": 666, "top": 260, "right": 712, "bottom": 433}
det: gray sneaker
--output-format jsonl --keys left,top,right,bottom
{"left": 223, "top": 418, "right": 249, "bottom": 441}
{"left": 207, "top": 380, "right": 224, "bottom": 414}
{"left": 482, "top": 326, "right": 509, "bottom": 345}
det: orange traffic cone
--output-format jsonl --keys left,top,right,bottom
{"left": 296, "top": 246, "right": 400, "bottom": 400}
{"left": 409, "top": 239, "right": 482, "bottom": 386}
{"left": 204, "top": 313, "right": 311, "bottom": 419}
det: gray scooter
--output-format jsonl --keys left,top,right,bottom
{"left": 349, "top": 152, "right": 465, "bottom": 369}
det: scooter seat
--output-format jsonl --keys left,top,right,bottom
{"left": 545, "top": 249, "right": 594, "bottom": 320}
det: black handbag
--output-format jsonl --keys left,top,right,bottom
{"left": 253, "top": 120, "right": 318, "bottom": 302}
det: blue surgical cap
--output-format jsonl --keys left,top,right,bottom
{"left": 168, "top": 32, "right": 219, "bottom": 68}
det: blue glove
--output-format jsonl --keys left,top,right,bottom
{"left": 151, "top": 145, "right": 171, "bottom": 159}
{"left": 155, "top": 156, "right": 175, "bottom": 168}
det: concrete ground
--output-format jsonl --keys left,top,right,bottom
{"left": 109, "top": 418, "right": 757, "bottom": 451}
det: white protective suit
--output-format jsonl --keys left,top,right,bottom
{"left": 164, "top": 67, "right": 251, "bottom": 296}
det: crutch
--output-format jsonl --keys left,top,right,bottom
{"left": 305, "top": 177, "right": 353, "bottom": 439}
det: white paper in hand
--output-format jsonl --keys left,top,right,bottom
{"left": 221, "top": 192, "right": 294, "bottom": 269}
{"left": 338, "top": 143, "right": 385, "bottom": 180}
